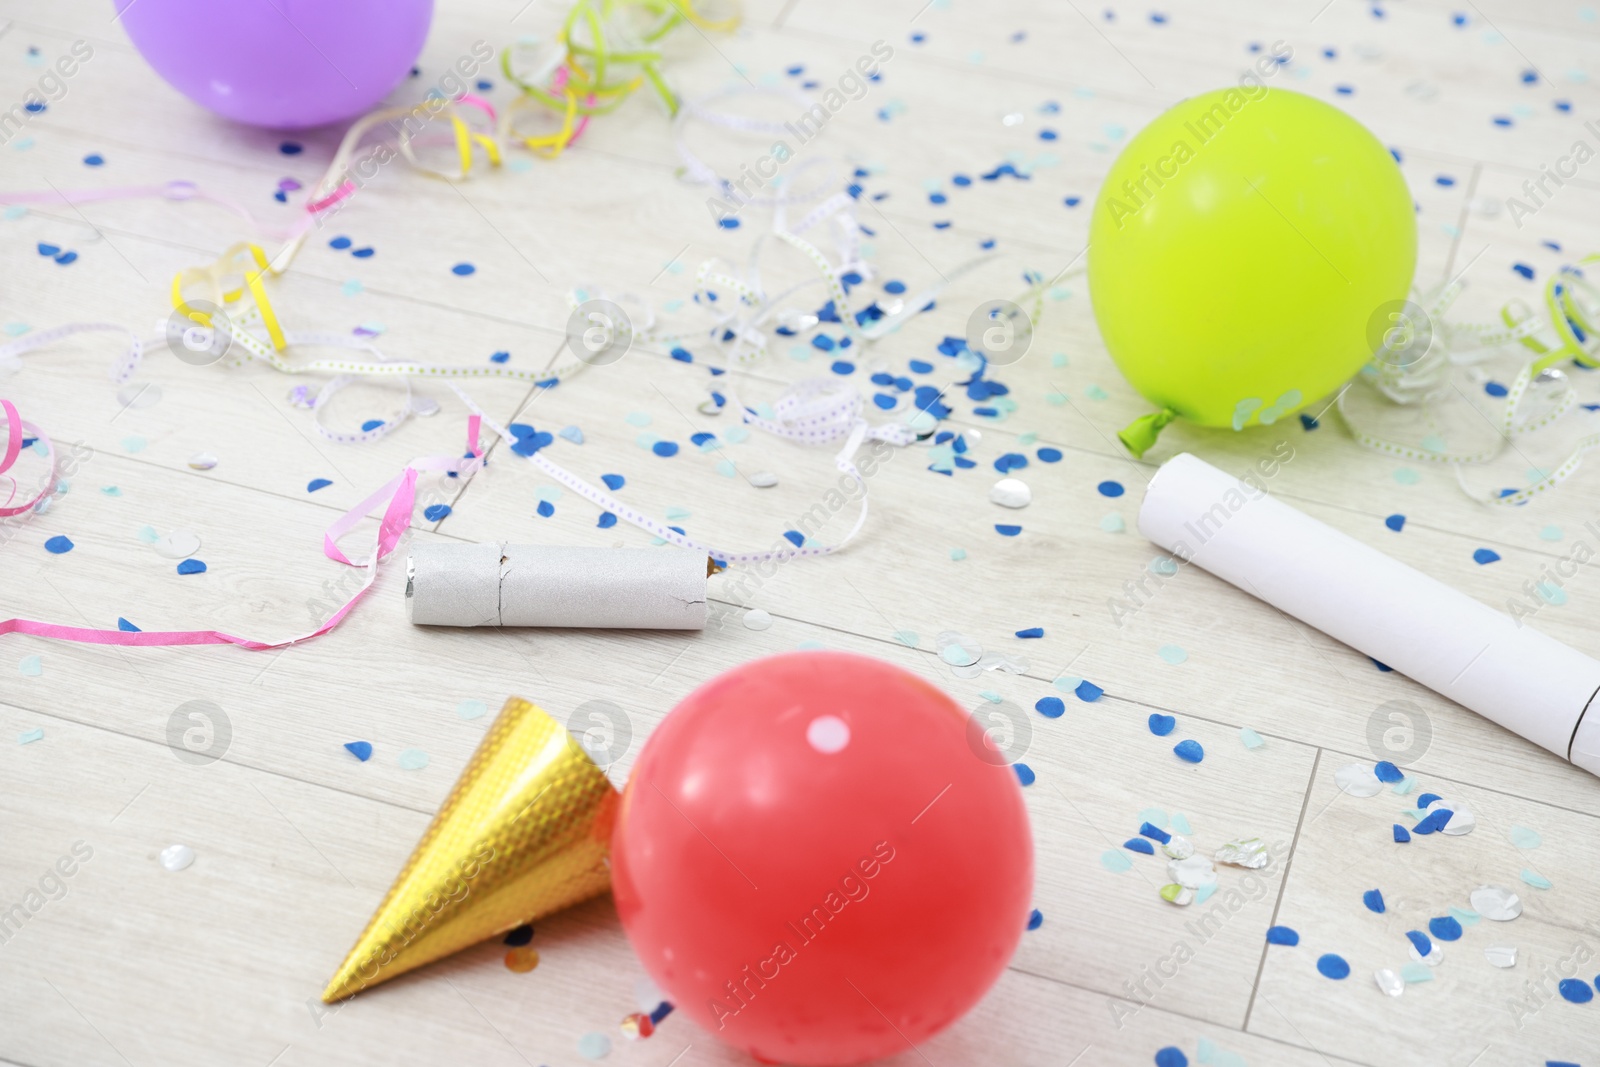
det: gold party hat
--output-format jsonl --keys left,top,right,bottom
{"left": 322, "top": 697, "right": 619, "bottom": 1002}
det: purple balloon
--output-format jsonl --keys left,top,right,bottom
{"left": 115, "top": 0, "right": 434, "bottom": 129}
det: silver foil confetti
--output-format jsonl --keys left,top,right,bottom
{"left": 1161, "top": 834, "right": 1195, "bottom": 860}
{"left": 1484, "top": 945, "right": 1518, "bottom": 969}
{"left": 1214, "top": 837, "right": 1271, "bottom": 869}
{"left": 1375, "top": 968, "right": 1404, "bottom": 998}
{"left": 1409, "top": 942, "right": 1444, "bottom": 967}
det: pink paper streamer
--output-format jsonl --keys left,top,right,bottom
{"left": 1, "top": 417, "right": 483, "bottom": 651}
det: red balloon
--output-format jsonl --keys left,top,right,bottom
{"left": 612, "top": 651, "right": 1033, "bottom": 1066}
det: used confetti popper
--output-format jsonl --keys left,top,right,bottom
{"left": 1137, "top": 453, "right": 1600, "bottom": 777}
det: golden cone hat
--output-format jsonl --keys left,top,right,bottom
{"left": 322, "top": 697, "right": 618, "bottom": 1002}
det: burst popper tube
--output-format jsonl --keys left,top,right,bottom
{"left": 1136, "top": 453, "right": 1600, "bottom": 776}
{"left": 406, "top": 544, "right": 711, "bottom": 629}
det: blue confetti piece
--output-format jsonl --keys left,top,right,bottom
{"left": 511, "top": 431, "right": 554, "bottom": 456}
{"left": 1512, "top": 262, "right": 1534, "bottom": 280}
{"left": 1316, "top": 953, "right": 1351, "bottom": 979}
{"left": 1385, "top": 514, "right": 1406, "bottom": 532}
{"left": 1393, "top": 823, "right": 1411, "bottom": 843}
{"left": 1374, "top": 760, "right": 1403, "bottom": 782}
{"left": 117, "top": 617, "right": 140, "bottom": 632}
{"left": 360, "top": 419, "right": 385, "bottom": 432}
{"left": 1363, "top": 889, "right": 1386, "bottom": 913}
{"left": 329, "top": 236, "right": 352, "bottom": 250}
{"left": 1266, "top": 925, "right": 1300, "bottom": 946}
{"left": 1484, "top": 380, "right": 1509, "bottom": 397}
{"left": 1139, "top": 821, "right": 1171, "bottom": 844}
{"left": 1148, "top": 713, "right": 1176, "bottom": 736}
{"left": 1015, "top": 627, "right": 1044, "bottom": 638}
{"left": 37, "top": 242, "right": 60, "bottom": 257}
{"left": 1076, "top": 679, "right": 1103, "bottom": 702}
{"left": 307, "top": 478, "right": 332, "bottom": 492}
{"left": 1405, "top": 930, "right": 1432, "bottom": 956}
{"left": 1124, "top": 837, "right": 1155, "bottom": 855}
{"left": 1428, "top": 916, "right": 1463, "bottom": 941}
{"left": 176, "top": 559, "right": 207, "bottom": 575}
{"left": 1027, "top": 908, "right": 1043, "bottom": 930}
{"left": 1473, "top": 547, "right": 1501, "bottom": 564}
{"left": 995, "top": 524, "right": 1022, "bottom": 536}
{"left": 597, "top": 512, "right": 617, "bottom": 529}
{"left": 1557, "top": 978, "right": 1593, "bottom": 1004}
{"left": 83, "top": 153, "right": 104, "bottom": 166}
{"left": 670, "top": 346, "right": 693, "bottom": 362}
{"left": 995, "top": 452, "right": 1029, "bottom": 473}
{"left": 601, "top": 473, "right": 625, "bottom": 490}
{"left": 1035, "top": 696, "right": 1065, "bottom": 718}
{"left": 1416, "top": 792, "right": 1442, "bottom": 808}
{"left": 1036, "top": 446, "right": 1062, "bottom": 462}
{"left": 1013, "top": 762, "right": 1035, "bottom": 786}
{"left": 1097, "top": 480, "right": 1125, "bottom": 497}
{"left": 536, "top": 500, "right": 555, "bottom": 518}
{"left": 783, "top": 530, "right": 805, "bottom": 547}
{"left": 279, "top": 141, "right": 303, "bottom": 155}
{"left": 1172, "top": 739, "right": 1204, "bottom": 763}
{"left": 54, "top": 251, "right": 77, "bottom": 265}
{"left": 1413, "top": 808, "right": 1453, "bottom": 834}
{"left": 1154, "top": 1047, "right": 1188, "bottom": 1067}
{"left": 451, "top": 262, "right": 476, "bottom": 276}
{"left": 344, "top": 741, "right": 373, "bottom": 762}
{"left": 44, "top": 535, "right": 73, "bottom": 554}
{"left": 490, "top": 350, "right": 510, "bottom": 363}
{"left": 558, "top": 425, "right": 583, "bottom": 443}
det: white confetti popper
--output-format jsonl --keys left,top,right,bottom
{"left": 1137, "top": 452, "right": 1600, "bottom": 777}
{"left": 406, "top": 544, "right": 711, "bottom": 629}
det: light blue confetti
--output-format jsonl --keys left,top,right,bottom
{"left": 399, "top": 748, "right": 430, "bottom": 770}
{"left": 457, "top": 699, "right": 488, "bottom": 720}
{"left": 1100, "top": 849, "right": 1133, "bottom": 872}
{"left": 1157, "top": 644, "right": 1187, "bottom": 664}
{"left": 18, "top": 727, "right": 43, "bottom": 744}
{"left": 1239, "top": 727, "right": 1265, "bottom": 749}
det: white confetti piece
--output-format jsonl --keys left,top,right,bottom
{"left": 152, "top": 529, "right": 202, "bottom": 559}
{"left": 1167, "top": 855, "right": 1217, "bottom": 889}
{"left": 1440, "top": 807, "right": 1476, "bottom": 836}
{"left": 187, "top": 452, "right": 218, "bottom": 471}
{"left": 1375, "top": 968, "right": 1404, "bottom": 997}
{"left": 1484, "top": 945, "right": 1518, "bottom": 968}
{"left": 749, "top": 471, "right": 778, "bottom": 488}
{"left": 159, "top": 844, "right": 195, "bottom": 871}
{"left": 742, "top": 608, "right": 773, "bottom": 631}
{"left": 989, "top": 477, "right": 1031, "bottom": 508}
{"left": 1334, "top": 763, "right": 1383, "bottom": 797}
{"left": 1470, "top": 885, "right": 1522, "bottom": 921}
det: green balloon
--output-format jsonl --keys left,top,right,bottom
{"left": 1089, "top": 86, "right": 1416, "bottom": 455}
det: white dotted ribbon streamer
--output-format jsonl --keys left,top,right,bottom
{"left": 1338, "top": 262, "right": 1600, "bottom": 506}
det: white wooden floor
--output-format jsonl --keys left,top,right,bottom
{"left": 3, "top": 1, "right": 1600, "bottom": 1065}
